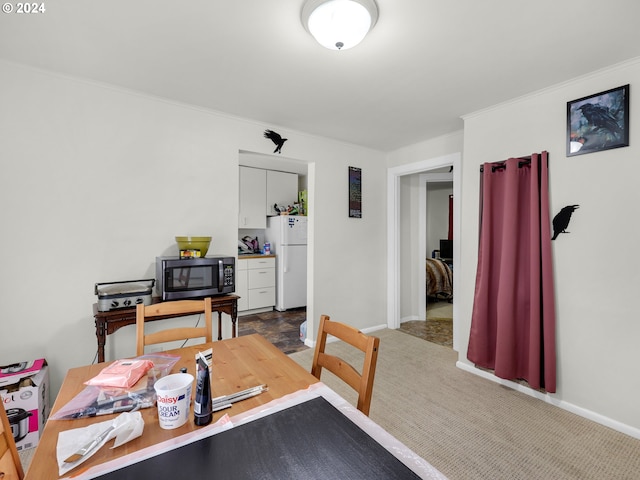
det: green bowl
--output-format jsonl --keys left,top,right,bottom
{"left": 175, "top": 236, "right": 212, "bottom": 257}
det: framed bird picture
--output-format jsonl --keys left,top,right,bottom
{"left": 567, "top": 84, "right": 629, "bottom": 156}
{"left": 348, "top": 166, "right": 362, "bottom": 218}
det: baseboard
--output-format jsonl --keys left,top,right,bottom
{"left": 400, "top": 315, "right": 421, "bottom": 323}
{"left": 456, "top": 360, "right": 640, "bottom": 441}
{"left": 361, "top": 324, "right": 389, "bottom": 335}
{"left": 238, "top": 307, "right": 273, "bottom": 316}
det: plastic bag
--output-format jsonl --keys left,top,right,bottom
{"left": 51, "top": 353, "right": 180, "bottom": 420}
{"left": 85, "top": 359, "right": 154, "bottom": 388}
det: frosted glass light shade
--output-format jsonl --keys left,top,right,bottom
{"left": 302, "top": 0, "right": 378, "bottom": 51}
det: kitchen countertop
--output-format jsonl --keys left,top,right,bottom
{"left": 237, "top": 253, "right": 276, "bottom": 259}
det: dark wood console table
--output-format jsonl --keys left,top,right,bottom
{"left": 93, "top": 294, "right": 239, "bottom": 363}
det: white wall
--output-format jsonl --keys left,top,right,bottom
{"left": 388, "top": 132, "right": 464, "bottom": 168}
{"left": 389, "top": 59, "right": 640, "bottom": 436}
{"left": 0, "top": 60, "right": 387, "bottom": 396}
{"left": 426, "top": 183, "right": 452, "bottom": 256}
{"left": 459, "top": 58, "right": 640, "bottom": 435}
{"left": 399, "top": 175, "right": 419, "bottom": 320}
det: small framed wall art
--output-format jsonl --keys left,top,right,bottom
{"left": 567, "top": 84, "right": 629, "bottom": 156}
{"left": 348, "top": 166, "right": 362, "bottom": 218}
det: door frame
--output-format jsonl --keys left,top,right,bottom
{"left": 386, "top": 152, "right": 461, "bottom": 350}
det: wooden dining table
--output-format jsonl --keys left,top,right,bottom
{"left": 25, "top": 334, "right": 320, "bottom": 479}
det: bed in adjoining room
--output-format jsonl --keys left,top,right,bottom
{"left": 426, "top": 257, "right": 453, "bottom": 301}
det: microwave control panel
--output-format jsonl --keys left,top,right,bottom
{"left": 224, "top": 265, "right": 234, "bottom": 286}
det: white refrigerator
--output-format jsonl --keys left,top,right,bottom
{"left": 265, "top": 216, "right": 307, "bottom": 311}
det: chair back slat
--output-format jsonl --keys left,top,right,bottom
{"left": 136, "top": 298, "right": 213, "bottom": 356}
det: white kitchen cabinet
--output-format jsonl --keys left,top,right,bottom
{"left": 266, "top": 170, "right": 298, "bottom": 216}
{"left": 239, "top": 166, "right": 267, "bottom": 228}
{"left": 237, "top": 256, "right": 275, "bottom": 313}
{"left": 235, "top": 259, "right": 249, "bottom": 311}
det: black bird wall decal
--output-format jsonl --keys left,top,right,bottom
{"left": 263, "top": 129, "right": 288, "bottom": 154}
{"left": 552, "top": 205, "right": 580, "bottom": 240}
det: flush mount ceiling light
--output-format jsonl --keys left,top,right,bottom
{"left": 301, "top": 0, "right": 379, "bottom": 51}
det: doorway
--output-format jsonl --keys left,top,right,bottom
{"left": 386, "top": 153, "right": 461, "bottom": 351}
{"left": 237, "top": 150, "right": 314, "bottom": 337}
{"left": 419, "top": 172, "right": 453, "bottom": 317}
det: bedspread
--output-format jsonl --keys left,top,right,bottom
{"left": 426, "top": 258, "right": 453, "bottom": 299}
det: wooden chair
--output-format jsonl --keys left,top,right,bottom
{"left": 136, "top": 298, "right": 213, "bottom": 356}
{"left": 311, "top": 314, "right": 380, "bottom": 416}
{"left": 0, "top": 401, "right": 24, "bottom": 480}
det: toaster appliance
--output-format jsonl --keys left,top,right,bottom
{"left": 95, "top": 279, "right": 155, "bottom": 312}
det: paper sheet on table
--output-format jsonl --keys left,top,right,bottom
{"left": 57, "top": 411, "right": 144, "bottom": 477}
{"left": 69, "top": 415, "right": 234, "bottom": 480}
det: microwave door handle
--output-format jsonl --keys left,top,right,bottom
{"left": 217, "top": 259, "right": 224, "bottom": 292}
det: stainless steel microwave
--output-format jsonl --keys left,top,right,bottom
{"left": 156, "top": 256, "right": 235, "bottom": 301}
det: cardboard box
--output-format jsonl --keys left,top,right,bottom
{"left": 0, "top": 358, "right": 50, "bottom": 451}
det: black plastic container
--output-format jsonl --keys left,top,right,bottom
{"left": 194, "top": 354, "right": 212, "bottom": 426}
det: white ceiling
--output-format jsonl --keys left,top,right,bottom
{"left": 2, "top": 0, "right": 640, "bottom": 151}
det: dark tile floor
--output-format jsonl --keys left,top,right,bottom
{"left": 398, "top": 318, "right": 453, "bottom": 348}
{"left": 238, "top": 307, "right": 310, "bottom": 355}
{"left": 238, "top": 305, "right": 454, "bottom": 353}
{"left": 398, "top": 299, "right": 453, "bottom": 348}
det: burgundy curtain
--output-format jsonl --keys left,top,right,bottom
{"left": 467, "top": 152, "right": 556, "bottom": 392}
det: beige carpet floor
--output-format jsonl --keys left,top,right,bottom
{"left": 426, "top": 300, "right": 453, "bottom": 320}
{"left": 289, "top": 328, "right": 640, "bottom": 480}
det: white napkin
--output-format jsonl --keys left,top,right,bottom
{"left": 110, "top": 411, "right": 144, "bottom": 447}
{"left": 57, "top": 411, "right": 144, "bottom": 476}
